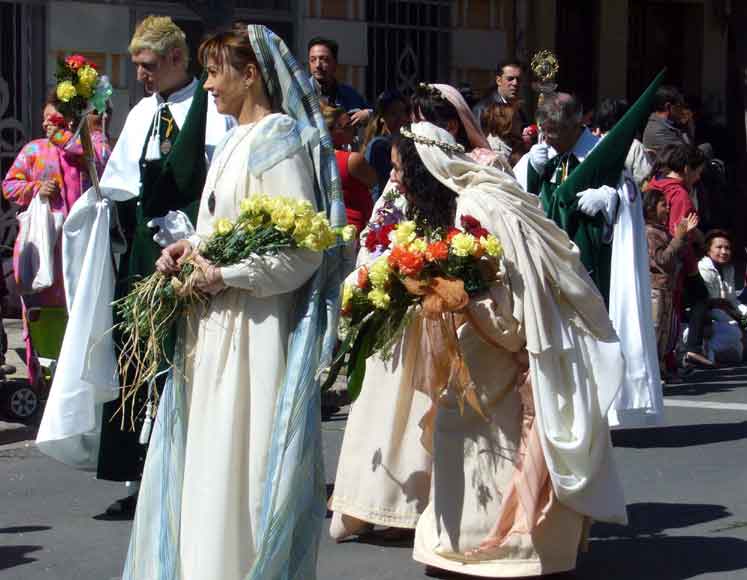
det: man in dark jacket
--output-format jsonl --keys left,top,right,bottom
{"left": 642, "top": 85, "right": 691, "bottom": 154}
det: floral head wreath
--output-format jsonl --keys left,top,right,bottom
{"left": 400, "top": 125, "right": 466, "bottom": 154}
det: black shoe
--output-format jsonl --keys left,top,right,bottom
{"left": 105, "top": 493, "right": 138, "bottom": 517}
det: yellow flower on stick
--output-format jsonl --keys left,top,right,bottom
{"left": 450, "top": 232, "right": 477, "bottom": 257}
{"left": 56, "top": 81, "right": 77, "bottom": 103}
{"left": 408, "top": 238, "right": 428, "bottom": 254}
{"left": 77, "top": 65, "right": 98, "bottom": 89}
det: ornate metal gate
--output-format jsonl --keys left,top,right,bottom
{"left": 366, "top": 0, "right": 452, "bottom": 98}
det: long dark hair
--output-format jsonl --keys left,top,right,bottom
{"left": 394, "top": 134, "right": 457, "bottom": 230}
{"left": 411, "top": 83, "right": 470, "bottom": 150}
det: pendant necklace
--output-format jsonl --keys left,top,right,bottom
{"left": 207, "top": 125, "right": 255, "bottom": 215}
{"left": 160, "top": 113, "right": 175, "bottom": 156}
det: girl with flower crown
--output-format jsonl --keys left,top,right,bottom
{"left": 329, "top": 83, "right": 513, "bottom": 542}
{"left": 2, "top": 90, "right": 110, "bottom": 385}
{"left": 393, "top": 122, "right": 626, "bottom": 576}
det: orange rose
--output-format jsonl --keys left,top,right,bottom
{"left": 425, "top": 241, "right": 448, "bottom": 262}
{"left": 389, "top": 245, "right": 424, "bottom": 276}
{"left": 357, "top": 266, "right": 369, "bottom": 289}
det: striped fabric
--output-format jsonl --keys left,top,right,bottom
{"left": 246, "top": 24, "right": 347, "bottom": 580}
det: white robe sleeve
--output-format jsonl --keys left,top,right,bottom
{"left": 219, "top": 150, "right": 322, "bottom": 297}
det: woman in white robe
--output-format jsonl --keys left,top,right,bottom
{"left": 330, "top": 83, "right": 509, "bottom": 540}
{"left": 123, "top": 25, "right": 346, "bottom": 580}
{"left": 395, "top": 122, "right": 627, "bottom": 577}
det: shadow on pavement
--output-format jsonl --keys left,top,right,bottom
{"left": 578, "top": 536, "right": 747, "bottom": 579}
{"left": 0, "top": 545, "right": 43, "bottom": 571}
{"left": 591, "top": 502, "right": 730, "bottom": 538}
{"left": 611, "top": 422, "right": 747, "bottom": 448}
{"left": 0, "top": 526, "right": 51, "bottom": 534}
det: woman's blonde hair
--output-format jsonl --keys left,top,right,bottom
{"left": 129, "top": 15, "right": 189, "bottom": 66}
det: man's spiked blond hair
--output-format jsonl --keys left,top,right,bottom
{"left": 129, "top": 15, "right": 189, "bottom": 67}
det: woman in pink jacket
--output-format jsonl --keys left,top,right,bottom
{"left": 2, "top": 93, "right": 110, "bottom": 384}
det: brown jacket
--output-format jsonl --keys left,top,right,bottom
{"left": 647, "top": 223, "right": 686, "bottom": 290}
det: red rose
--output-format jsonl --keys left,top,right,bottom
{"left": 460, "top": 215, "right": 489, "bottom": 238}
{"left": 65, "top": 54, "right": 87, "bottom": 70}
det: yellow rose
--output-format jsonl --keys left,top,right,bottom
{"left": 293, "top": 199, "right": 314, "bottom": 216}
{"left": 481, "top": 235, "right": 503, "bottom": 258}
{"left": 293, "top": 216, "right": 312, "bottom": 240}
{"left": 214, "top": 217, "right": 233, "bottom": 235}
{"left": 77, "top": 65, "right": 98, "bottom": 88}
{"left": 393, "top": 220, "right": 417, "bottom": 246}
{"left": 450, "top": 232, "right": 477, "bottom": 257}
{"left": 341, "top": 224, "right": 357, "bottom": 243}
{"left": 368, "top": 256, "right": 391, "bottom": 288}
{"left": 272, "top": 206, "right": 296, "bottom": 232}
{"left": 342, "top": 283, "right": 354, "bottom": 309}
{"left": 368, "top": 288, "right": 391, "bottom": 310}
{"left": 408, "top": 238, "right": 428, "bottom": 254}
{"left": 56, "top": 81, "right": 77, "bottom": 103}
{"left": 300, "top": 234, "right": 322, "bottom": 252}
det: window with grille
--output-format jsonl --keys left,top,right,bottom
{"left": 366, "top": 0, "right": 452, "bottom": 100}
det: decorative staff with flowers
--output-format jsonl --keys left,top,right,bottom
{"left": 54, "top": 54, "right": 113, "bottom": 199}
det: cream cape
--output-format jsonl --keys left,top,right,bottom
{"left": 409, "top": 121, "right": 627, "bottom": 523}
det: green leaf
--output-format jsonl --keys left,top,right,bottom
{"left": 346, "top": 320, "right": 377, "bottom": 402}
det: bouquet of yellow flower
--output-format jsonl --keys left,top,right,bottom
{"left": 323, "top": 215, "right": 502, "bottom": 400}
{"left": 116, "top": 194, "right": 355, "bottom": 409}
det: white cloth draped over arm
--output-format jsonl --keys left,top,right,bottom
{"left": 453, "top": 187, "right": 627, "bottom": 524}
{"left": 219, "top": 150, "right": 322, "bottom": 297}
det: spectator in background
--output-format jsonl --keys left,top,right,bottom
{"left": 643, "top": 85, "right": 691, "bottom": 154}
{"left": 647, "top": 144, "right": 713, "bottom": 368}
{"left": 361, "top": 90, "right": 409, "bottom": 201}
{"left": 644, "top": 188, "right": 698, "bottom": 379}
{"left": 698, "top": 230, "right": 747, "bottom": 363}
{"left": 472, "top": 59, "right": 527, "bottom": 137}
{"left": 308, "top": 36, "right": 371, "bottom": 126}
{"left": 322, "top": 103, "right": 377, "bottom": 235}
{"left": 2, "top": 91, "right": 110, "bottom": 385}
{"left": 480, "top": 101, "right": 527, "bottom": 166}
{"left": 593, "top": 97, "right": 652, "bottom": 188}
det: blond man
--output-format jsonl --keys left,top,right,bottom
{"left": 35, "top": 15, "right": 233, "bottom": 517}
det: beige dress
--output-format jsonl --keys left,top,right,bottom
{"left": 412, "top": 286, "right": 584, "bottom": 577}
{"left": 177, "top": 116, "right": 321, "bottom": 580}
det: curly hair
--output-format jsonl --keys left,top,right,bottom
{"left": 411, "top": 83, "right": 470, "bottom": 150}
{"left": 394, "top": 134, "right": 457, "bottom": 230}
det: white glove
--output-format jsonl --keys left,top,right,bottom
{"left": 146, "top": 210, "right": 196, "bottom": 248}
{"left": 528, "top": 143, "right": 550, "bottom": 174}
{"left": 576, "top": 185, "right": 618, "bottom": 220}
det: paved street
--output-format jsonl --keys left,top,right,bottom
{"left": 2, "top": 348, "right": 747, "bottom": 579}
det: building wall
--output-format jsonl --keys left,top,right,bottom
{"left": 47, "top": 2, "right": 133, "bottom": 136}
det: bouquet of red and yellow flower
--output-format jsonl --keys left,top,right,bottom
{"left": 323, "top": 215, "right": 503, "bottom": 400}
